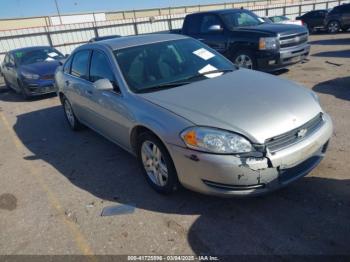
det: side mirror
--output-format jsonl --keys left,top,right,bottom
{"left": 65, "top": 54, "right": 69, "bottom": 58}
{"left": 208, "top": 24, "right": 223, "bottom": 32}
{"left": 94, "top": 78, "right": 114, "bottom": 91}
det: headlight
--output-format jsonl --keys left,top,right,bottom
{"left": 259, "top": 37, "right": 278, "bottom": 50}
{"left": 180, "top": 127, "right": 253, "bottom": 154}
{"left": 21, "top": 71, "right": 40, "bottom": 80}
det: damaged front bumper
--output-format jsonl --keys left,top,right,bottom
{"left": 168, "top": 113, "right": 333, "bottom": 197}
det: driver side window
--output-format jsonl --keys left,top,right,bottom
{"left": 200, "top": 15, "right": 222, "bottom": 33}
{"left": 89, "top": 50, "right": 115, "bottom": 83}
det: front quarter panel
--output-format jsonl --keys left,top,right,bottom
{"left": 128, "top": 94, "right": 194, "bottom": 151}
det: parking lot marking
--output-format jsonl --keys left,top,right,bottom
{"left": 0, "top": 111, "right": 97, "bottom": 259}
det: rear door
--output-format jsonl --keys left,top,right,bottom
{"left": 341, "top": 4, "right": 350, "bottom": 27}
{"left": 67, "top": 49, "right": 93, "bottom": 122}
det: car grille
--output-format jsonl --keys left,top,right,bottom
{"left": 41, "top": 74, "right": 54, "bottom": 80}
{"left": 265, "top": 113, "right": 324, "bottom": 153}
{"left": 279, "top": 32, "right": 308, "bottom": 48}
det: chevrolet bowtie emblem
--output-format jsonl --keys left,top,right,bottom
{"left": 297, "top": 128, "right": 307, "bottom": 138}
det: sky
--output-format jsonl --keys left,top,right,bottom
{"left": 0, "top": 0, "right": 231, "bottom": 19}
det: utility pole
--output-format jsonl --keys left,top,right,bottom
{"left": 54, "top": 0, "right": 63, "bottom": 25}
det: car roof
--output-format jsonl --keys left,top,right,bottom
{"left": 187, "top": 8, "right": 248, "bottom": 16}
{"left": 9, "top": 46, "right": 53, "bottom": 54}
{"left": 84, "top": 33, "right": 189, "bottom": 50}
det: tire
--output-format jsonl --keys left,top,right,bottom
{"left": 3, "top": 77, "right": 11, "bottom": 91}
{"left": 17, "top": 79, "right": 30, "bottom": 100}
{"left": 137, "top": 132, "right": 179, "bottom": 194}
{"left": 62, "top": 96, "right": 82, "bottom": 131}
{"left": 327, "top": 20, "right": 340, "bottom": 33}
{"left": 231, "top": 50, "right": 256, "bottom": 70}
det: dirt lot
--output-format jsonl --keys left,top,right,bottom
{"left": 0, "top": 32, "right": 349, "bottom": 257}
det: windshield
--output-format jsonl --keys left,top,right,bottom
{"left": 15, "top": 48, "right": 64, "bottom": 65}
{"left": 222, "top": 10, "right": 263, "bottom": 29}
{"left": 114, "top": 38, "right": 235, "bottom": 93}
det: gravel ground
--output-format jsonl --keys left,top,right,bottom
{"left": 0, "top": 32, "right": 349, "bottom": 257}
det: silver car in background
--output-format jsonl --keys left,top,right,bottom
{"left": 55, "top": 34, "right": 333, "bottom": 197}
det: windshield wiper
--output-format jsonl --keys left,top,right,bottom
{"left": 137, "top": 81, "right": 191, "bottom": 93}
{"left": 136, "top": 69, "right": 234, "bottom": 93}
{"left": 182, "top": 68, "right": 234, "bottom": 82}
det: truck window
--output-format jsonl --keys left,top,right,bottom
{"left": 200, "top": 15, "right": 223, "bottom": 33}
{"left": 222, "top": 10, "right": 262, "bottom": 29}
{"left": 183, "top": 15, "right": 201, "bottom": 35}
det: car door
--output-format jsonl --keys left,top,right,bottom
{"left": 85, "top": 49, "right": 130, "bottom": 148}
{"left": 197, "top": 14, "right": 228, "bottom": 54}
{"left": 342, "top": 5, "right": 350, "bottom": 27}
{"left": 313, "top": 11, "right": 327, "bottom": 27}
{"left": 67, "top": 49, "right": 94, "bottom": 123}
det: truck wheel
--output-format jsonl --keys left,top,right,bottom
{"left": 327, "top": 21, "right": 340, "bottom": 33}
{"left": 137, "top": 132, "right": 179, "bottom": 194}
{"left": 232, "top": 51, "right": 256, "bottom": 70}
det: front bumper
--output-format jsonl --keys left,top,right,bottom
{"left": 168, "top": 113, "right": 332, "bottom": 197}
{"left": 257, "top": 43, "right": 310, "bottom": 72}
{"left": 22, "top": 79, "right": 57, "bottom": 96}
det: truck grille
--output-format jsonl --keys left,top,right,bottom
{"left": 265, "top": 113, "right": 324, "bottom": 153}
{"left": 279, "top": 32, "right": 308, "bottom": 48}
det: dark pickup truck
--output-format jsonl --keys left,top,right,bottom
{"left": 176, "top": 9, "right": 310, "bottom": 71}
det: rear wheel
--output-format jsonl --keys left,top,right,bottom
{"left": 62, "top": 96, "right": 82, "bottom": 131}
{"left": 232, "top": 50, "right": 256, "bottom": 70}
{"left": 137, "top": 132, "right": 179, "bottom": 194}
{"left": 327, "top": 21, "right": 340, "bottom": 33}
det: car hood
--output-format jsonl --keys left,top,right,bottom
{"left": 139, "top": 69, "right": 322, "bottom": 144}
{"left": 235, "top": 23, "right": 307, "bottom": 36}
{"left": 19, "top": 60, "right": 61, "bottom": 75}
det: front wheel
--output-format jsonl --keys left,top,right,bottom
{"left": 17, "top": 80, "right": 30, "bottom": 100}
{"left": 231, "top": 51, "right": 256, "bottom": 70}
{"left": 137, "top": 132, "right": 179, "bottom": 194}
{"left": 327, "top": 21, "right": 340, "bottom": 33}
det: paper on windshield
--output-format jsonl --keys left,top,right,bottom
{"left": 45, "top": 57, "right": 55, "bottom": 61}
{"left": 193, "top": 48, "right": 215, "bottom": 60}
{"left": 198, "top": 64, "right": 223, "bottom": 78}
{"left": 48, "top": 52, "right": 59, "bottom": 58}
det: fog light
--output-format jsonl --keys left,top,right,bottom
{"left": 268, "top": 60, "right": 276, "bottom": 65}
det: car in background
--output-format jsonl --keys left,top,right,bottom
{"left": 296, "top": 10, "right": 329, "bottom": 33}
{"left": 55, "top": 34, "right": 332, "bottom": 197}
{"left": 269, "top": 15, "right": 303, "bottom": 26}
{"left": 179, "top": 9, "right": 310, "bottom": 71}
{"left": 1, "top": 46, "right": 66, "bottom": 99}
{"left": 324, "top": 3, "right": 350, "bottom": 33}
{"left": 88, "top": 35, "right": 121, "bottom": 42}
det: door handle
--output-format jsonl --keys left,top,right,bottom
{"left": 65, "top": 80, "right": 70, "bottom": 86}
{"left": 85, "top": 90, "right": 93, "bottom": 96}
{"left": 197, "top": 38, "right": 205, "bottom": 41}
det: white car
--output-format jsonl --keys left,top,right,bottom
{"left": 269, "top": 16, "right": 303, "bottom": 26}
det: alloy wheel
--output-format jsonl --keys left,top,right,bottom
{"left": 141, "top": 140, "right": 168, "bottom": 187}
{"left": 234, "top": 54, "right": 253, "bottom": 69}
{"left": 64, "top": 100, "right": 75, "bottom": 127}
{"left": 328, "top": 21, "right": 339, "bottom": 33}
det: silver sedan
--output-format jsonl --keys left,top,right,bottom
{"left": 55, "top": 34, "right": 332, "bottom": 196}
